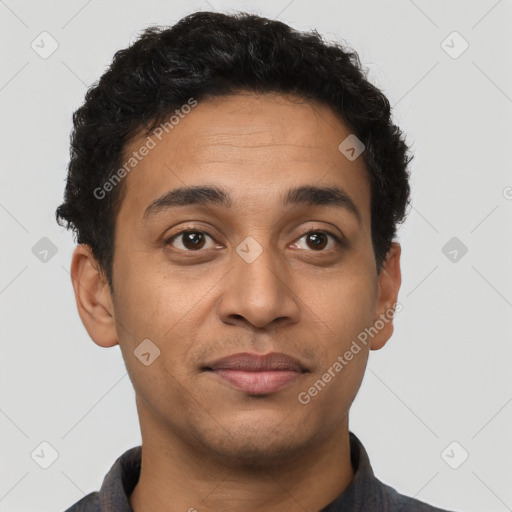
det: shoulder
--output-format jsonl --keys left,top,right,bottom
{"left": 63, "top": 491, "right": 100, "bottom": 512}
{"left": 376, "top": 479, "right": 456, "bottom": 512}
{"left": 62, "top": 445, "right": 141, "bottom": 512}
{"left": 344, "top": 432, "right": 457, "bottom": 512}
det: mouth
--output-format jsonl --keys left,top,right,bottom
{"left": 202, "top": 352, "right": 309, "bottom": 395}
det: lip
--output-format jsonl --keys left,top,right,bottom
{"left": 203, "top": 352, "right": 308, "bottom": 395}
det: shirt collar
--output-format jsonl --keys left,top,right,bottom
{"left": 97, "top": 432, "right": 375, "bottom": 511}
{"left": 320, "top": 432, "right": 382, "bottom": 511}
{"left": 98, "top": 444, "right": 140, "bottom": 511}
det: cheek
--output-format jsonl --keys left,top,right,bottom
{"left": 113, "top": 249, "right": 203, "bottom": 338}
{"left": 297, "top": 276, "right": 374, "bottom": 412}
{"left": 303, "top": 266, "right": 376, "bottom": 396}
{"left": 112, "top": 254, "right": 212, "bottom": 391}
{"left": 311, "top": 265, "right": 378, "bottom": 336}
{"left": 112, "top": 271, "right": 198, "bottom": 417}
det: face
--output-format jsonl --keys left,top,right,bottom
{"left": 72, "top": 92, "right": 401, "bottom": 467}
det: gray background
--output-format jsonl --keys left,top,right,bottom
{"left": 1, "top": 0, "right": 511, "bottom": 511}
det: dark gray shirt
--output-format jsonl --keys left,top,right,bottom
{"left": 64, "top": 432, "right": 455, "bottom": 511}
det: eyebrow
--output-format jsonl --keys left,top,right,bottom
{"left": 143, "top": 184, "right": 362, "bottom": 226}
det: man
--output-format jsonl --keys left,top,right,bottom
{"left": 57, "top": 10, "right": 456, "bottom": 512}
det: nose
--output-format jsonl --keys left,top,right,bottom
{"left": 217, "top": 241, "right": 300, "bottom": 330}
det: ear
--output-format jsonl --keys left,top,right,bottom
{"left": 370, "top": 242, "right": 402, "bottom": 351}
{"left": 70, "top": 244, "right": 119, "bottom": 347}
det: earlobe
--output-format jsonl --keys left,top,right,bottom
{"left": 370, "top": 242, "right": 402, "bottom": 351}
{"left": 70, "top": 244, "right": 119, "bottom": 348}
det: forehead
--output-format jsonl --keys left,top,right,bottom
{"left": 117, "top": 92, "right": 371, "bottom": 227}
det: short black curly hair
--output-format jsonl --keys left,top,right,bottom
{"left": 56, "top": 10, "right": 411, "bottom": 290}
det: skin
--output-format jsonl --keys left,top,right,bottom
{"left": 70, "top": 91, "right": 401, "bottom": 512}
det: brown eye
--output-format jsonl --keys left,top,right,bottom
{"left": 167, "top": 231, "right": 216, "bottom": 251}
{"left": 305, "top": 232, "right": 328, "bottom": 250}
{"left": 292, "top": 230, "right": 341, "bottom": 252}
{"left": 181, "top": 232, "right": 205, "bottom": 250}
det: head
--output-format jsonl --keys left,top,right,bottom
{"left": 57, "top": 12, "right": 411, "bottom": 466}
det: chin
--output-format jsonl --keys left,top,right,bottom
{"left": 195, "top": 418, "right": 318, "bottom": 469}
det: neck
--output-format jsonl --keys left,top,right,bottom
{"left": 130, "top": 403, "right": 354, "bottom": 512}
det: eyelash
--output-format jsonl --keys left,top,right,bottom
{"left": 164, "top": 226, "right": 345, "bottom": 252}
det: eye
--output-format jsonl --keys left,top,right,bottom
{"left": 165, "top": 230, "right": 218, "bottom": 251}
{"left": 292, "top": 230, "right": 342, "bottom": 251}
{"left": 164, "top": 227, "right": 344, "bottom": 253}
